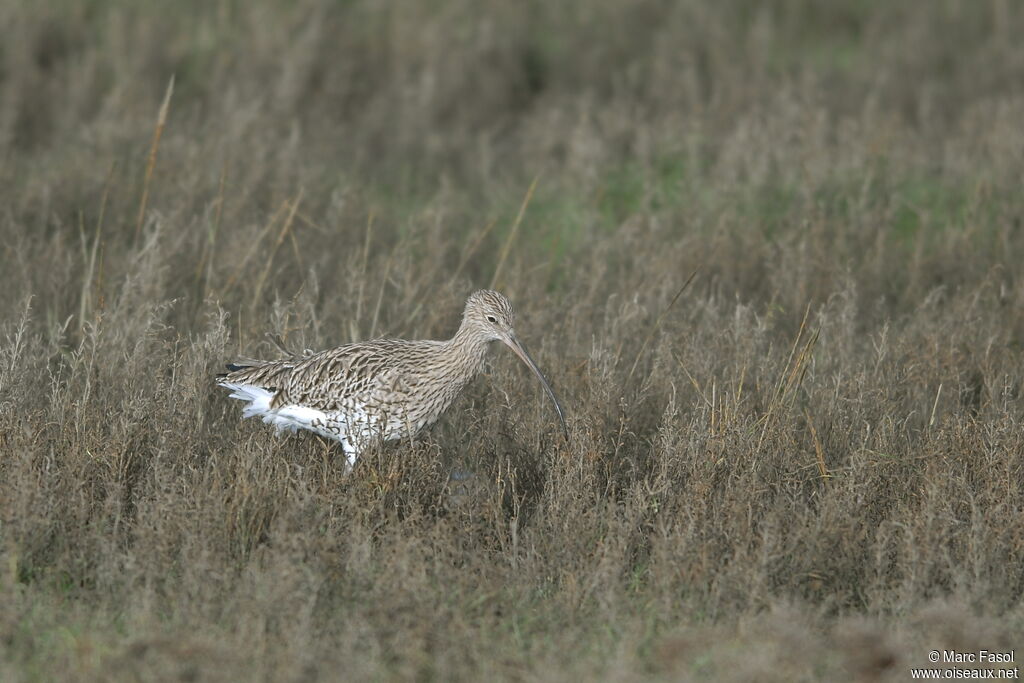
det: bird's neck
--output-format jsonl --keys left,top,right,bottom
{"left": 444, "top": 321, "right": 492, "bottom": 380}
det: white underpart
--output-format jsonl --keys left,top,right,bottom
{"left": 220, "top": 382, "right": 381, "bottom": 469}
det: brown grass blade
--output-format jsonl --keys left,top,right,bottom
{"left": 250, "top": 189, "right": 303, "bottom": 311}
{"left": 627, "top": 268, "right": 698, "bottom": 382}
{"left": 134, "top": 75, "right": 174, "bottom": 244}
{"left": 490, "top": 176, "right": 539, "bottom": 291}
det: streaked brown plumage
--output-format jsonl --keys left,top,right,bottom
{"left": 217, "top": 290, "right": 567, "bottom": 467}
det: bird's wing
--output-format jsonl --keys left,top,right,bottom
{"left": 220, "top": 339, "right": 426, "bottom": 413}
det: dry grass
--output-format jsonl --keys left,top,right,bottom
{"left": 3, "top": 1, "right": 1024, "bottom": 680}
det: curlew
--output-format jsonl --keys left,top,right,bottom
{"left": 217, "top": 290, "right": 567, "bottom": 468}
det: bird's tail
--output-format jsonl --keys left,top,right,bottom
{"left": 218, "top": 381, "right": 276, "bottom": 420}
{"left": 215, "top": 357, "right": 265, "bottom": 379}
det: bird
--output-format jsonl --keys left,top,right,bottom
{"left": 217, "top": 290, "right": 568, "bottom": 468}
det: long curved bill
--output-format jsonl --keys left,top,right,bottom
{"left": 502, "top": 335, "right": 569, "bottom": 442}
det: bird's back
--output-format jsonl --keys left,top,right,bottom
{"left": 221, "top": 338, "right": 446, "bottom": 410}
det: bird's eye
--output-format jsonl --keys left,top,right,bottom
{"left": 486, "top": 315, "right": 498, "bottom": 323}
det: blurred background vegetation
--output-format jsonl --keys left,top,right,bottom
{"left": 2, "top": 1, "right": 1024, "bottom": 680}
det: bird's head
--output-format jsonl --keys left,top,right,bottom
{"left": 463, "top": 289, "right": 517, "bottom": 342}
{"left": 461, "top": 289, "right": 568, "bottom": 441}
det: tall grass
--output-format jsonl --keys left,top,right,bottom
{"left": 2, "top": 1, "right": 1024, "bottom": 680}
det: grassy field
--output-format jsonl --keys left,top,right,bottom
{"left": 3, "top": 1, "right": 1024, "bottom": 680}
